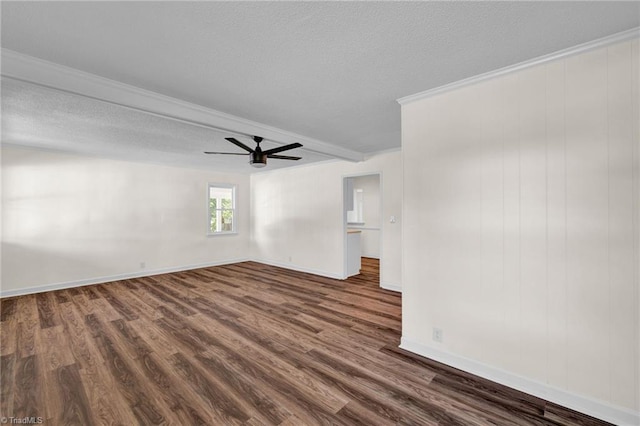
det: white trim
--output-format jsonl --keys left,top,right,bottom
{"left": 1, "top": 49, "right": 364, "bottom": 163}
{"left": 363, "top": 146, "right": 402, "bottom": 160}
{"left": 397, "top": 27, "right": 640, "bottom": 105}
{"left": 399, "top": 337, "right": 640, "bottom": 426}
{"left": 0, "top": 257, "right": 350, "bottom": 299}
{"left": 0, "top": 257, "right": 251, "bottom": 298}
{"left": 251, "top": 257, "right": 343, "bottom": 280}
{"left": 380, "top": 281, "right": 402, "bottom": 293}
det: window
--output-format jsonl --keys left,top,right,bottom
{"left": 208, "top": 184, "right": 236, "bottom": 234}
{"left": 347, "top": 188, "right": 364, "bottom": 224}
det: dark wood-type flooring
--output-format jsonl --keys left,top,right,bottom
{"left": 1, "top": 258, "right": 611, "bottom": 425}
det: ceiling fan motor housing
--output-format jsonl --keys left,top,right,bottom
{"left": 250, "top": 149, "right": 267, "bottom": 167}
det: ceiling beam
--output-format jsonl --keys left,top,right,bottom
{"left": 1, "top": 48, "right": 364, "bottom": 162}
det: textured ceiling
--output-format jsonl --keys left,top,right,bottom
{"left": 1, "top": 79, "right": 331, "bottom": 173}
{"left": 1, "top": 1, "right": 639, "bottom": 171}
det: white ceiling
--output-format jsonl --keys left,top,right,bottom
{"left": 1, "top": 1, "right": 639, "bottom": 172}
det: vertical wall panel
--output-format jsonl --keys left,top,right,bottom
{"left": 631, "top": 39, "right": 640, "bottom": 412}
{"left": 402, "top": 99, "right": 436, "bottom": 339}
{"left": 545, "top": 60, "right": 568, "bottom": 389}
{"left": 479, "top": 79, "right": 506, "bottom": 368}
{"left": 518, "top": 66, "right": 548, "bottom": 381}
{"left": 501, "top": 74, "right": 523, "bottom": 373}
{"left": 565, "top": 49, "right": 610, "bottom": 402}
{"left": 449, "top": 86, "right": 484, "bottom": 360}
{"left": 607, "top": 42, "right": 637, "bottom": 408}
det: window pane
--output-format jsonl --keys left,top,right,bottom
{"left": 221, "top": 209, "right": 233, "bottom": 231}
{"left": 209, "top": 186, "right": 233, "bottom": 200}
{"left": 221, "top": 198, "right": 232, "bottom": 209}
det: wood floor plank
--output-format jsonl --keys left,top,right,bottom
{"left": 0, "top": 297, "right": 18, "bottom": 322}
{"left": 0, "top": 353, "right": 16, "bottom": 416}
{"left": 94, "top": 285, "right": 139, "bottom": 321}
{"left": 111, "top": 286, "right": 163, "bottom": 321}
{"left": 35, "top": 292, "right": 60, "bottom": 329}
{"left": 125, "top": 319, "right": 179, "bottom": 358}
{"left": 0, "top": 316, "right": 17, "bottom": 357}
{"left": 53, "top": 290, "right": 71, "bottom": 304}
{"left": 15, "top": 296, "right": 40, "bottom": 359}
{"left": 87, "top": 297, "right": 124, "bottom": 322}
{"left": 80, "top": 285, "right": 101, "bottom": 300}
{"left": 0, "top": 258, "right": 613, "bottom": 426}
{"left": 37, "top": 325, "right": 75, "bottom": 371}
{"left": 13, "top": 355, "right": 42, "bottom": 419}
{"left": 54, "top": 363, "right": 93, "bottom": 425}
{"left": 336, "top": 400, "right": 398, "bottom": 426}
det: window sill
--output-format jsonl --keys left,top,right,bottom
{"left": 207, "top": 232, "right": 239, "bottom": 237}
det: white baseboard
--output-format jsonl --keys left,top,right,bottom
{"left": 0, "top": 257, "right": 357, "bottom": 298}
{"left": 0, "top": 257, "right": 251, "bottom": 298}
{"left": 380, "top": 281, "right": 402, "bottom": 293}
{"left": 250, "top": 257, "right": 343, "bottom": 280}
{"left": 400, "top": 337, "right": 639, "bottom": 426}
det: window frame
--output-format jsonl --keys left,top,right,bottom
{"left": 207, "top": 183, "right": 237, "bottom": 236}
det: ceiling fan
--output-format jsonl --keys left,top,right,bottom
{"left": 204, "top": 136, "right": 302, "bottom": 168}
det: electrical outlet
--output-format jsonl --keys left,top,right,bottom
{"left": 432, "top": 327, "right": 443, "bottom": 343}
{"left": 288, "top": 256, "right": 292, "bottom": 262}
{"left": 140, "top": 262, "right": 146, "bottom": 269}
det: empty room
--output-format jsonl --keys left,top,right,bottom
{"left": 1, "top": 2, "right": 639, "bottom": 425}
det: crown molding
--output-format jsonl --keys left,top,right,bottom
{"left": 363, "top": 146, "right": 402, "bottom": 160}
{"left": 397, "top": 27, "right": 640, "bottom": 105}
{"left": 1, "top": 48, "right": 364, "bottom": 162}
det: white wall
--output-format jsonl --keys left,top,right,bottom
{"left": 401, "top": 39, "right": 639, "bottom": 421}
{"left": 251, "top": 151, "right": 402, "bottom": 291}
{"left": 1, "top": 145, "right": 250, "bottom": 295}
{"left": 349, "top": 174, "right": 380, "bottom": 258}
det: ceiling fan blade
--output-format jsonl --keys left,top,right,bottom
{"left": 204, "top": 152, "right": 249, "bottom": 155}
{"left": 267, "top": 154, "right": 301, "bottom": 160}
{"left": 262, "top": 142, "right": 303, "bottom": 156}
{"left": 225, "top": 137, "right": 254, "bottom": 153}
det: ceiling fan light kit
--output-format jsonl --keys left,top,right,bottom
{"left": 250, "top": 151, "right": 267, "bottom": 168}
{"left": 205, "top": 136, "right": 302, "bottom": 168}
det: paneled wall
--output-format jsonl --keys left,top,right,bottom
{"left": 401, "top": 39, "right": 638, "bottom": 416}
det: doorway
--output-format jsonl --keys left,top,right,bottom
{"left": 343, "top": 173, "right": 382, "bottom": 285}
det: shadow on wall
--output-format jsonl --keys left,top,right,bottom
{"left": 1, "top": 241, "right": 109, "bottom": 291}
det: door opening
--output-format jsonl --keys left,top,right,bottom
{"left": 343, "top": 173, "right": 382, "bottom": 285}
